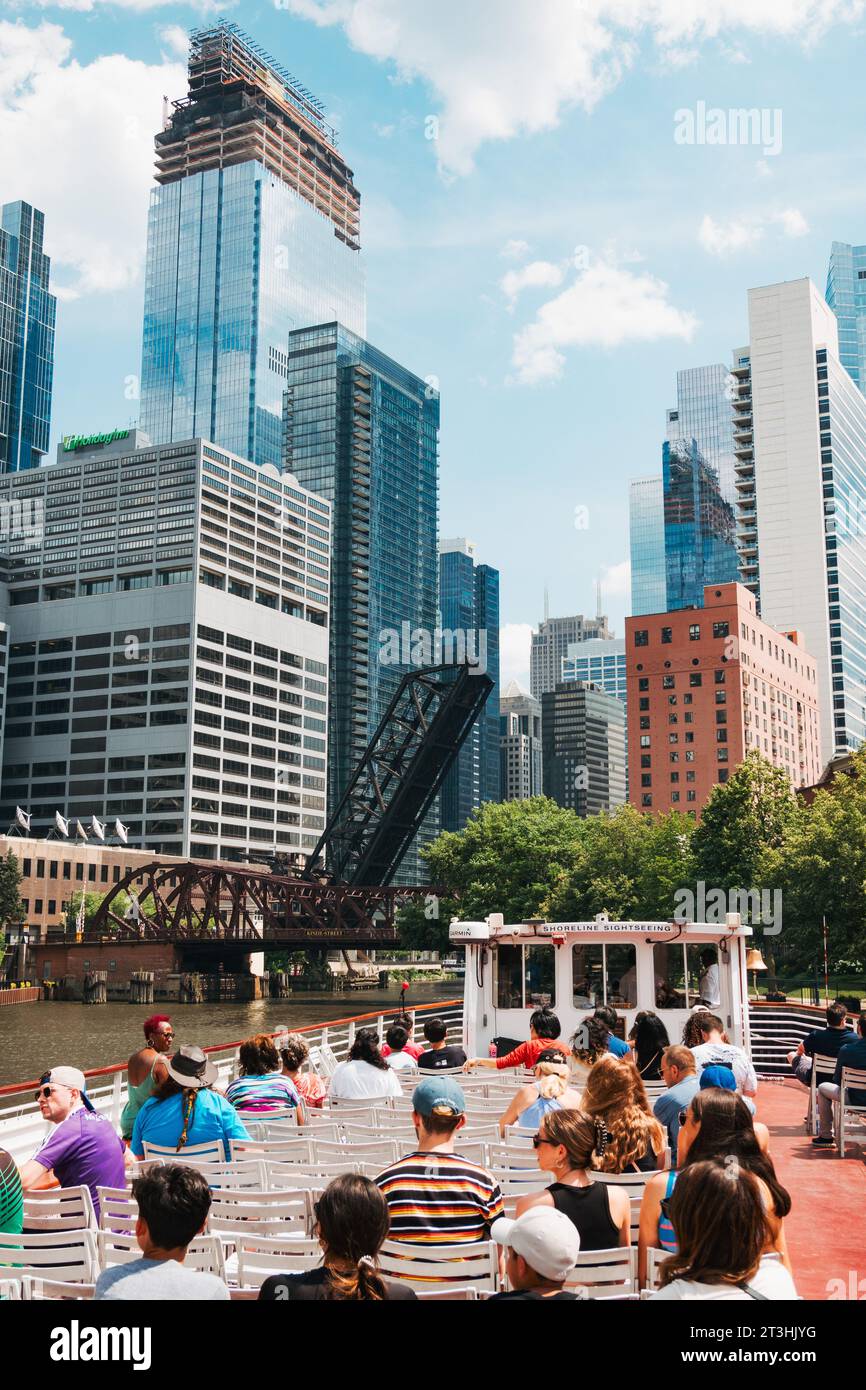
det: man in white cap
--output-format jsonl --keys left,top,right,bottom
{"left": 488, "top": 1207, "right": 583, "bottom": 1301}
{"left": 19, "top": 1066, "right": 125, "bottom": 1221}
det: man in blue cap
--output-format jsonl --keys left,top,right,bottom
{"left": 373, "top": 1076, "right": 503, "bottom": 1247}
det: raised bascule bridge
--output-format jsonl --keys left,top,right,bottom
{"left": 59, "top": 664, "right": 493, "bottom": 986}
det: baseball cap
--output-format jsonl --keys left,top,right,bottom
{"left": 491, "top": 1207, "right": 581, "bottom": 1283}
{"left": 412, "top": 1075, "right": 465, "bottom": 1118}
{"left": 43, "top": 1066, "right": 96, "bottom": 1112}
{"left": 700, "top": 1064, "right": 737, "bottom": 1092}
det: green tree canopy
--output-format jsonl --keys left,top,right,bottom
{"left": 691, "top": 751, "right": 798, "bottom": 895}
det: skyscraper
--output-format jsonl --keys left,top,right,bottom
{"left": 500, "top": 682, "right": 542, "bottom": 801}
{"left": 629, "top": 477, "right": 666, "bottom": 618}
{"left": 530, "top": 613, "right": 611, "bottom": 700}
{"left": 663, "top": 437, "right": 738, "bottom": 611}
{"left": 284, "top": 321, "right": 439, "bottom": 882}
{"left": 139, "top": 22, "right": 366, "bottom": 471}
{"left": 746, "top": 277, "right": 866, "bottom": 763}
{"left": 0, "top": 202, "right": 56, "bottom": 474}
{"left": 541, "top": 682, "right": 626, "bottom": 816}
{"left": 826, "top": 240, "right": 866, "bottom": 393}
{"left": 666, "top": 364, "right": 738, "bottom": 507}
{"left": 438, "top": 539, "right": 500, "bottom": 831}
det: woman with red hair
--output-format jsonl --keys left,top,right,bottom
{"left": 120, "top": 1015, "right": 174, "bottom": 1144}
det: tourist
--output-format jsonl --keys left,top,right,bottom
{"left": 278, "top": 1032, "right": 328, "bottom": 1109}
{"left": 383, "top": 1024, "right": 419, "bottom": 1074}
{"left": 329, "top": 1028, "right": 402, "bottom": 1101}
{"left": 463, "top": 1007, "right": 570, "bottom": 1072}
{"left": 226, "top": 1034, "right": 305, "bottom": 1119}
{"left": 18, "top": 1067, "right": 125, "bottom": 1221}
{"left": 129, "top": 1046, "right": 250, "bottom": 1160}
{"left": 488, "top": 1207, "right": 582, "bottom": 1301}
{"left": 569, "top": 1014, "right": 610, "bottom": 1086}
{"left": 120, "top": 1014, "right": 174, "bottom": 1144}
{"left": 638, "top": 1088, "right": 783, "bottom": 1287}
{"left": 381, "top": 1015, "right": 424, "bottom": 1062}
{"left": 497, "top": 1051, "right": 581, "bottom": 1136}
{"left": 681, "top": 1010, "right": 713, "bottom": 1050}
{"left": 690, "top": 1012, "right": 758, "bottom": 1105}
{"left": 594, "top": 1006, "right": 631, "bottom": 1058}
{"left": 417, "top": 1016, "right": 467, "bottom": 1071}
{"left": 95, "top": 1165, "right": 229, "bottom": 1301}
{"left": 653, "top": 1046, "right": 700, "bottom": 1154}
{"left": 697, "top": 950, "right": 722, "bottom": 1008}
{"left": 375, "top": 1077, "right": 503, "bottom": 1244}
{"left": 0, "top": 1148, "right": 23, "bottom": 1236}
{"left": 514, "top": 1110, "right": 631, "bottom": 1250}
{"left": 631, "top": 1012, "right": 671, "bottom": 1082}
{"left": 787, "top": 1000, "right": 853, "bottom": 1089}
{"left": 650, "top": 1160, "right": 798, "bottom": 1300}
{"left": 259, "top": 1175, "right": 417, "bottom": 1301}
{"left": 815, "top": 1012, "right": 866, "bottom": 1147}
{"left": 579, "top": 1055, "right": 666, "bottom": 1173}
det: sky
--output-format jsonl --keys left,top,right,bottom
{"left": 2, "top": 0, "right": 866, "bottom": 688}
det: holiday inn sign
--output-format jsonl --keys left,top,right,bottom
{"left": 62, "top": 428, "right": 131, "bottom": 452}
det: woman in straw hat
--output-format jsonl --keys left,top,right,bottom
{"left": 130, "top": 1045, "right": 250, "bottom": 1161}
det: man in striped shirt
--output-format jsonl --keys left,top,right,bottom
{"left": 374, "top": 1077, "right": 503, "bottom": 1246}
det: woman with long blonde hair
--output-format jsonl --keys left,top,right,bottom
{"left": 498, "top": 1050, "right": 582, "bottom": 1137}
{"left": 579, "top": 1054, "right": 666, "bottom": 1173}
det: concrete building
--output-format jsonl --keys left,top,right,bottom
{"left": 500, "top": 681, "right": 542, "bottom": 801}
{"left": 625, "top": 582, "right": 822, "bottom": 818}
{"left": 562, "top": 637, "right": 627, "bottom": 793}
{"left": 0, "top": 429, "right": 331, "bottom": 863}
{"left": 541, "top": 681, "right": 626, "bottom": 817}
{"left": 530, "top": 613, "right": 612, "bottom": 700}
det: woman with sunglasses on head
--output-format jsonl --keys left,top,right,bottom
{"left": 650, "top": 1160, "right": 798, "bottom": 1300}
{"left": 638, "top": 1086, "right": 787, "bottom": 1288}
{"left": 497, "top": 1050, "right": 582, "bottom": 1138}
{"left": 515, "top": 1110, "right": 631, "bottom": 1251}
{"left": 258, "top": 1174, "right": 417, "bottom": 1301}
{"left": 120, "top": 1014, "right": 175, "bottom": 1146}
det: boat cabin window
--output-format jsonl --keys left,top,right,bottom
{"left": 496, "top": 944, "right": 556, "bottom": 1009}
{"left": 653, "top": 943, "right": 720, "bottom": 1010}
{"left": 572, "top": 944, "right": 637, "bottom": 1009}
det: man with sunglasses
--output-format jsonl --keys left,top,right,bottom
{"left": 18, "top": 1066, "right": 125, "bottom": 1221}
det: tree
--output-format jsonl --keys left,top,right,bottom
{"left": 0, "top": 850, "right": 23, "bottom": 972}
{"left": 64, "top": 892, "right": 103, "bottom": 932}
{"left": 546, "top": 805, "right": 696, "bottom": 921}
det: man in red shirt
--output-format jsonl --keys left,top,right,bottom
{"left": 463, "top": 1008, "right": 570, "bottom": 1072}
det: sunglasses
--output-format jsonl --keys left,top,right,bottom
{"left": 678, "top": 1110, "right": 690, "bottom": 1128}
{"left": 532, "top": 1134, "right": 557, "bottom": 1149}
{"left": 35, "top": 1085, "right": 59, "bottom": 1100}
{"left": 660, "top": 1197, "right": 673, "bottom": 1222}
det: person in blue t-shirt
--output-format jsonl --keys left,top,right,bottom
{"left": 787, "top": 1000, "right": 854, "bottom": 1088}
{"left": 815, "top": 1015, "right": 866, "bottom": 1146}
{"left": 130, "top": 1045, "right": 249, "bottom": 1160}
{"left": 653, "top": 1045, "right": 700, "bottom": 1153}
{"left": 593, "top": 1006, "right": 630, "bottom": 1057}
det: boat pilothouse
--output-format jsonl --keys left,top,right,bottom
{"left": 450, "top": 912, "right": 754, "bottom": 1059}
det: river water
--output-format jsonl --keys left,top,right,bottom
{"left": 0, "top": 981, "right": 463, "bottom": 1088}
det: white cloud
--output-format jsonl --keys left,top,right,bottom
{"left": 18, "top": 0, "right": 226, "bottom": 10}
{"left": 501, "top": 238, "right": 531, "bottom": 260}
{"left": 698, "top": 206, "right": 810, "bottom": 256}
{"left": 499, "top": 623, "right": 533, "bottom": 688}
{"left": 0, "top": 21, "right": 186, "bottom": 296}
{"left": 600, "top": 559, "right": 631, "bottom": 601}
{"left": 501, "top": 260, "right": 564, "bottom": 307}
{"left": 774, "top": 207, "right": 809, "bottom": 237}
{"left": 280, "top": 0, "right": 865, "bottom": 175}
{"left": 158, "top": 24, "right": 189, "bottom": 58}
{"left": 510, "top": 259, "right": 697, "bottom": 386}
{"left": 698, "top": 214, "right": 764, "bottom": 257}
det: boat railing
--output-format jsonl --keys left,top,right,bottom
{"left": 0, "top": 999, "right": 465, "bottom": 1166}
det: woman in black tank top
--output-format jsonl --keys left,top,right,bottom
{"left": 515, "top": 1110, "right": 631, "bottom": 1251}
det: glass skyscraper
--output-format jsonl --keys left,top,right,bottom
{"left": 139, "top": 23, "right": 366, "bottom": 471}
{"left": 0, "top": 202, "right": 55, "bottom": 474}
{"left": 666, "top": 363, "right": 737, "bottom": 507}
{"left": 629, "top": 476, "right": 666, "bottom": 616}
{"left": 439, "top": 540, "right": 500, "bottom": 831}
{"left": 826, "top": 240, "right": 866, "bottom": 394}
{"left": 663, "top": 437, "right": 738, "bottom": 611}
{"left": 284, "top": 322, "right": 439, "bottom": 882}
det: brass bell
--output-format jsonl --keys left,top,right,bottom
{"left": 745, "top": 948, "right": 767, "bottom": 972}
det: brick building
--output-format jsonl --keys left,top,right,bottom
{"left": 625, "top": 583, "right": 822, "bottom": 818}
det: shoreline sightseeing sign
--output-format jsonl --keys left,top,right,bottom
{"left": 62, "top": 428, "right": 131, "bottom": 452}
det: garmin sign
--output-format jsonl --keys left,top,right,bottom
{"left": 63, "top": 428, "right": 131, "bottom": 452}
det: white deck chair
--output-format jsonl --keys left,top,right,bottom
{"left": 97, "top": 1188, "right": 139, "bottom": 1235}
{"left": 22, "top": 1277, "right": 96, "bottom": 1300}
{"left": 378, "top": 1239, "right": 499, "bottom": 1294}
{"left": 207, "top": 1188, "right": 313, "bottom": 1238}
{"left": 0, "top": 1228, "right": 98, "bottom": 1284}
{"left": 312, "top": 1137, "right": 399, "bottom": 1167}
{"left": 22, "top": 1186, "right": 96, "bottom": 1231}
{"left": 142, "top": 1139, "right": 225, "bottom": 1163}
{"left": 234, "top": 1235, "right": 321, "bottom": 1290}
{"left": 565, "top": 1246, "right": 638, "bottom": 1297}
{"left": 0, "top": 1279, "right": 22, "bottom": 1299}
{"left": 415, "top": 1286, "right": 480, "bottom": 1300}
{"left": 807, "top": 1053, "right": 838, "bottom": 1135}
{"left": 307, "top": 1043, "right": 338, "bottom": 1079}
{"left": 97, "top": 1230, "right": 226, "bottom": 1279}
{"left": 160, "top": 1157, "right": 268, "bottom": 1189}
{"left": 645, "top": 1246, "right": 669, "bottom": 1291}
{"left": 837, "top": 1065, "right": 866, "bottom": 1157}
{"left": 230, "top": 1137, "right": 313, "bottom": 1165}
{"left": 264, "top": 1160, "right": 364, "bottom": 1188}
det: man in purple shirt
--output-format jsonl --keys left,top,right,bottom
{"left": 18, "top": 1065, "right": 126, "bottom": 1220}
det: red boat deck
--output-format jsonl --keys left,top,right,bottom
{"left": 759, "top": 1077, "right": 866, "bottom": 1299}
